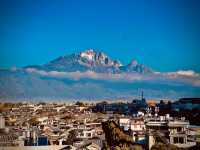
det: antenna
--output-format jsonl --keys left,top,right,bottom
{"left": 141, "top": 91, "right": 144, "bottom": 100}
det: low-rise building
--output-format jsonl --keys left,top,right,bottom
{"left": 146, "top": 116, "right": 196, "bottom": 149}
{"left": 168, "top": 119, "right": 196, "bottom": 148}
{"left": 77, "top": 129, "right": 95, "bottom": 139}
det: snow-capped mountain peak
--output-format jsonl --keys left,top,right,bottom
{"left": 80, "top": 49, "right": 96, "bottom": 61}
{"left": 79, "top": 49, "right": 116, "bottom": 67}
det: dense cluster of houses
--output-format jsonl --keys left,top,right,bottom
{"left": 0, "top": 97, "right": 200, "bottom": 150}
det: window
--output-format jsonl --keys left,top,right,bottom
{"left": 87, "top": 133, "right": 91, "bottom": 137}
{"left": 174, "top": 137, "right": 184, "bottom": 144}
{"left": 174, "top": 137, "right": 178, "bottom": 144}
{"left": 179, "top": 137, "right": 184, "bottom": 144}
{"left": 80, "top": 132, "right": 84, "bottom": 136}
{"left": 177, "top": 127, "right": 182, "bottom": 132}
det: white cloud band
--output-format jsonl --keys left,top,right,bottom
{"left": 25, "top": 68, "right": 200, "bottom": 87}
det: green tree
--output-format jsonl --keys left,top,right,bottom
{"left": 66, "top": 130, "right": 77, "bottom": 145}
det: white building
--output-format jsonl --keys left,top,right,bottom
{"left": 130, "top": 118, "right": 145, "bottom": 141}
{"left": 77, "top": 129, "right": 95, "bottom": 139}
{"left": 145, "top": 116, "right": 196, "bottom": 149}
{"left": 119, "top": 117, "right": 146, "bottom": 142}
{"left": 0, "top": 114, "right": 5, "bottom": 129}
{"left": 168, "top": 120, "right": 196, "bottom": 148}
{"left": 119, "top": 118, "right": 130, "bottom": 131}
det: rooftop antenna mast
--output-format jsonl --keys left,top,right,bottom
{"left": 141, "top": 90, "right": 144, "bottom": 100}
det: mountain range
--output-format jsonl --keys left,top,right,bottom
{"left": 24, "top": 49, "right": 152, "bottom": 74}
{"left": 0, "top": 49, "right": 200, "bottom": 101}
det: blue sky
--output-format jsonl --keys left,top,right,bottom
{"left": 0, "top": 0, "right": 199, "bottom": 72}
